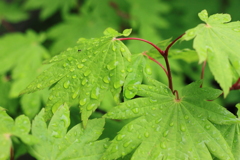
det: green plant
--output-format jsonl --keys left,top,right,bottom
{"left": 1, "top": 6, "right": 240, "bottom": 160}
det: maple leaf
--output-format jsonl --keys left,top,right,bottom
{"left": 0, "top": 107, "right": 37, "bottom": 160}
{"left": 21, "top": 28, "right": 132, "bottom": 126}
{"left": 29, "top": 103, "right": 109, "bottom": 160}
{"left": 102, "top": 78, "right": 239, "bottom": 159}
{"left": 182, "top": 10, "right": 240, "bottom": 96}
{"left": 213, "top": 123, "right": 240, "bottom": 160}
{"left": 24, "top": 0, "right": 76, "bottom": 20}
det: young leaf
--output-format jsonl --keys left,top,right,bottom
{"left": 21, "top": 28, "right": 132, "bottom": 126}
{"left": 102, "top": 79, "right": 238, "bottom": 159}
{"left": 182, "top": 10, "right": 240, "bottom": 96}
{"left": 0, "top": 107, "right": 37, "bottom": 160}
{"left": 29, "top": 104, "right": 108, "bottom": 160}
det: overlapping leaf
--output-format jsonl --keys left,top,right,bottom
{"left": 102, "top": 79, "right": 239, "bottom": 159}
{"left": 214, "top": 123, "right": 240, "bottom": 160}
{"left": 0, "top": 107, "right": 37, "bottom": 160}
{"left": 21, "top": 28, "right": 132, "bottom": 126}
{"left": 24, "top": 0, "right": 77, "bottom": 20}
{"left": 29, "top": 104, "right": 108, "bottom": 160}
{"left": 183, "top": 10, "right": 240, "bottom": 96}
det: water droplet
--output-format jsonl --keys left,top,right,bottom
{"left": 48, "top": 95, "right": 53, "bottom": 100}
{"left": 180, "top": 125, "right": 186, "bottom": 132}
{"left": 116, "top": 134, "right": 125, "bottom": 141}
{"left": 160, "top": 142, "right": 166, "bottom": 149}
{"left": 77, "top": 64, "right": 84, "bottom": 69}
{"left": 51, "top": 131, "right": 61, "bottom": 138}
{"left": 127, "top": 67, "right": 133, "bottom": 72}
{"left": 63, "top": 63, "right": 69, "bottom": 67}
{"left": 155, "top": 118, "right": 162, "bottom": 124}
{"left": 72, "top": 90, "right": 79, "bottom": 99}
{"left": 132, "top": 108, "right": 139, "bottom": 114}
{"left": 72, "top": 75, "right": 77, "bottom": 79}
{"left": 67, "top": 57, "right": 73, "bottom": 61}
{"left": 91, "top": 87, "right": 100, "bottom": 99}
{"left": 124, "top": 89, "right": 136, "bottom": 99}
{"left": 107, "top": 61, "right": 119, "bottom": 70}
{"left": 149, "top": 98, "right": 157, "bottom": 103}
{"left": 169, "top": 122, "right": 174, "bottom": 127}
{"left": 111, "top": 145, "right": 118, "bottom": 153}
{"left": 81, "top": 58, "right": 87, "bottom": 62}
{"left": 112, "top": 46, "right": 116, "bottom": 51}
{"left": 63, "top": 81, "right": 70, "bottom": 88}
{"left": 233, "top": 28, "right": 240, "bottom": 32}
{"left": 70, "top": 68, "right": 75, "bottom": 72}
{"left": 81, "top": 78, "right": 88, "bottom": 85}
{"left": 37, "top": 83, "right": 42, "bottom": 89}
{"left": 145, "top": 65, "right": 152, "bottom": 75}
{"left": 123, "top": 140, "right": 132, "bottom": 147}
{"left": 184, "top": 115, "right": 189, "bottom": 120}
{"left": 120, "top": 48, "right": 125, "bottom": 52}
{"left": 103, "top": 76, "right": 110, "bottom": 83}
{"left": 84, "top": 70, "right": 91, "bottom": 76}
{"left": 163, "top": 130, "right": 169, "bottom": 137}
{"left": 80, "top": 98, "right": 87, "bottom": 106}
{"left": 60, "top": 115, "right": 69, "bottom": 127}
{"left": 128, "top": 124, "right": 134, "bottom": 131}
{"left": 114, "top": 80, "right": 124, "bottom": 88}
{"left": 144, "top": 132, "right": 149, "bottom": 138}
{"left": 205, "top": 125, "right": 211, "bottom": 130}
{"left": 86, "top": 103, "right": 96, "bottom": 111}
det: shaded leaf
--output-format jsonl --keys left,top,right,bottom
{"left": 183, "top": 10, "right": 240, "bottom": 96}
{"left": 29, "top": 104, "right": 108, "bottom": 160}
{"left": 21, "top": 28, "right": 132, "bottom": 126}
{"left": 0, "top": 107, "right": 37, "bottom": 160}
{"left": 102, "top": 79, "right": 238, "bottom": 159}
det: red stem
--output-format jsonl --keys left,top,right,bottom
{"left": 142, "top": 52, "right": 168, "bottom": 76}
{"left": 200, "top": 61, "right": 207, "bottom": 88}
{"left": 117, "top": 37, "right": 164, "bottom": 55}
{"left": 164, "top": 33, "right": 185, "bottom": 56}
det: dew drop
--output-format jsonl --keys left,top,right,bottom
{"left": 111, "top": 145, "right": 118, "bottom": 153}
{"left": 116, "top": 134, "right": 125, "bottom": 141}
{"left": 86, "top": 103, "right": 96, "bottom": 111}
{"left": 120, "top": 48, "right": 125, "bottom": 52}
{"left": 81, "top": 78, "right": 88, "bottom": 85}
{"left": 84, "top": 70, "right": 91, "bottom": 76}
{"left": 169, "top": 122, "right": 174, "bottom": 127}
{"left": 67, "top": 57, "right": 73, "bottom": 61}
{"left": 77, "top": 64, "right": 84, "bottom": 69}
{"left": 163, "top": 130, "right": 169, "bottom": 137}
{"left": 123, "top": 140, "right": 132, "bottom": 147}
{"left": 155, "top": 118, "right": 162, "bottom": 124}
{"left": 160, "top": 142, "right": 166, "bottom": 149}
{"left": 103, "top": 76, "right": 110, "bottom": 83}
{"left": 205, "top": 125, "right": 211, "bottom": 130}
{"left": 37, "top": 83, "right": 42, "bottom": 89}
{"left": 145, "top": 65, "right": 152, "bottom": 75}
{"left": 51, "top": 131, "right": 61, "bottom": 138}
{"left": 70, "top": 68, "right": 75, "bottom": 72}
{"left": 79, "top": 98, "right": 87, "bottom": 106}
{"left": 149, "top": 98, "right": 157, "bottom": 103}
{"left": 72, "top": 90, "right": 79, "bottom": 99}
{"left": 107, "top": 61, "right": 119, "bottom": 70}
{"left": 128, "top": 124, "right": 134, "bottom": 131}
{"left": 72, "top": 75, "right": 77, "bottom": 79}
{"left": 184, "top": 115, "right": 189, "bottom": 120}
{"left": 233, "top": 28, "right": 240, "bottom": 32}
{"left": 81, "top": 58, "right": 87, "bottom": 63}
{"left": 124, "top": 89, "right": 136, "bottom": 99}
{"left": 63, "top": 81, "right": 70, "bottom": 88}
{"left": 180, "top": 125, "right": 186, "bottom": 132}
{"left": 114, "top": 80, "right": 124, "bottom": 89}
{"left": 91, "top": 87, "right": 100, "bottom": 99}
{"left": 132, "top": 108, "right": 139, "bottom": 114}
{"left": 144, "top": 132, "right": 149, "bottom": 138}
{"left": 63, "top": 63, "right": 69, "bottom": 67}
{"left": 112, "top": 46, "right": 116, "bottom": 51}
{"left": 127, "top": 67, "right": 133, "bottom": 72}
{"left": 48, "top": 95, "right": 53, "bottom": 100}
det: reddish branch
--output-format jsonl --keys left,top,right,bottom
{"left": 1, "top": 19, "right": 15, "bottom": 32}
{"left": 230, "top": 78, "right": 240, "bottom": 90}
{"left": 200, "top": 61, "right": 207, "bottom": 88}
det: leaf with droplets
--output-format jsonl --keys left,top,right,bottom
{"left": 0, "top": 107, "right": 37, "bottom": 160}
{"left": 29, "top": 103, "right": 108, "bottom": 160}
{"left": 182, "top": 9, "right": 240, "bottom": 96}
{"left": 213, "top": 123, "right": 240, "bottom": 160}
{"left": 21, "top": 28, "right": 132, "bottom": 126}
{"left": 102, "top": 79, "right": 239, "bottom": 159}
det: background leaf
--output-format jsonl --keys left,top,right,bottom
{"left": 29, "top": 103, "right": 108, "bottom": 160}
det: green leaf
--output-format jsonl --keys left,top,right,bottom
{"left": 0, "top": 1, "right": 28, "bottom": 23}
{"left": 182, "top": 10, "right": 240, "bottom": 96}
{"left": 0, "top": 107, "right": 37, "bottom": 160}
{"left": 237, "top": 103, "right": 240, "bottom": 118}
{"left": 214, "top": 123, "right": 240, "bottom": 160}
{"left": 29, "top": 103, "right": 108, "bottom": 160}
{"left": 21, "top": 29, "right": 131, "bottom": 126}
{"left": 24, "top": 0, "right": 77, "bottom": 20}
{"left": 102, "top": 79, "right": 238, "bottom": 159}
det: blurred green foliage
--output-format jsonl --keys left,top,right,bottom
{"left": 0, "top": 0, "right": 239, "bottom": 159}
